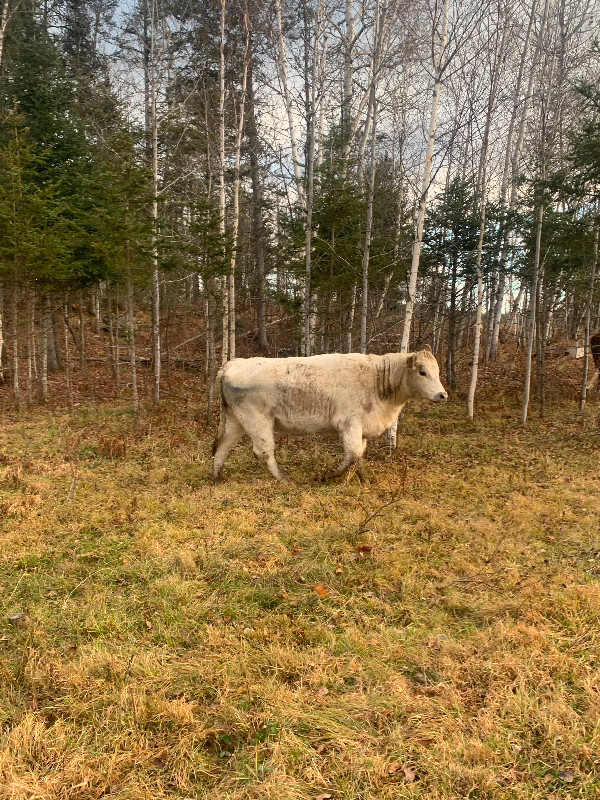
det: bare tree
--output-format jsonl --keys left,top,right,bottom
{"left": 580, "top": 223, "right": 599, "bottom": 410}
{"left": 400, "top": 0, "right": 449, "bottom": 354}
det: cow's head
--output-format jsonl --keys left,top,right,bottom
{"left": 405, "top": 347, "right": 448, "bottom": 403}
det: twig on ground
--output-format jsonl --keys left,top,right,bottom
{"left": 66, "top": 459, "right": 77, "bottom": 502}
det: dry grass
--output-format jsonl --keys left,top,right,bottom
{"left": 1, "top": 372, "right": 600, "bottom": 799}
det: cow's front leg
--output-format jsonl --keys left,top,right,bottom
{"left": 322, "top": 422, "right": 366, "bottom": 480}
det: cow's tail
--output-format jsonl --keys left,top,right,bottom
{"left": 211, "top": 367, "right": 227, "bottom": 456}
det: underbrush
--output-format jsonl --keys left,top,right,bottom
{"left": 0, "top": 387, "right": 599, "bottom": 799}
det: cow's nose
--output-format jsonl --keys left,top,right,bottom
{"left": 434, "top": 391, "right": 448, "bottom": 403}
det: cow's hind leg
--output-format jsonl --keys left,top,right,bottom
{"left": 213, "top": 414, "right": 245, "bottom": 480}
{"left": 243, "top": 418, "right": 287, "bottom": 482}
{"left": 322, "top": 423, "right": 366, "bottom": 481}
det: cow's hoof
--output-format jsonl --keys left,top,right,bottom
{"left": 319, "top": 471, "right": 336, "bottom": 482}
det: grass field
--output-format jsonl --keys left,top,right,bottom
{"left": 1, "top": 378, "right": 600, "bottom": 799}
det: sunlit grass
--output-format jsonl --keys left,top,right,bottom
{"left": 0, "top": 386, "right": 599, "bottom": 799}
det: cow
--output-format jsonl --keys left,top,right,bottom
{"left": 212, "top": 348, "right": 448, "bottom": 482}
{"left": 587, "top": 331, "right": 600, "bottom": 390}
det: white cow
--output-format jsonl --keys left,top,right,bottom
{"left": 212, "top": 348, "right": 448, "bottom": 481}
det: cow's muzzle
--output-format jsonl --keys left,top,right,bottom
{"left": 432, "top": 391, "right": 448, "bottom": 403}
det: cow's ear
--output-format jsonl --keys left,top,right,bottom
{"left": 407, "top": 354, "right": 416, "bottom": 370}
{"left": 422, "top": 344, "right": 432, "bottom": 353}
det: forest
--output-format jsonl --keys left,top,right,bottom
{"left": 1, "top": 0, "right": 600, "bottom": 798}
{"left": 0, "top": 0, "right": 599, "bottom": 416}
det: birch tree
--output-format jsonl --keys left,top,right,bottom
{"left": 399, "top": 0, "right": 449, "bottom": 354}
{"left": 580, "top": 224, "right": 599, "bottom": 409}
{"left": 226, "top": 4, "right": 250, "bottom": 361}
{"left": 467, "top": 2, "right": 506, "bottom": 418}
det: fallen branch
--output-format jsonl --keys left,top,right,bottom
{"left": 66, "top": 460, "right": 77, "bottom": 502}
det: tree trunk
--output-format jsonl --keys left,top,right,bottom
{"left": 360, "top": 95, "right": 378, "bottom": 354}
{"left": 489, "top": 0, "right": 540, "bottom": 360}
{"left": 342, "top": 0, "right": 354, "bottom": 156}
{"left": 247, "top": 33, "right": 268, "bottom": 354}
{"left": 0, "top": 279, "right": 5, "bottom": 382}
{"left": 400, "top": 0, "right": 449, "bottom": 354}
{"left": 522, "top": 205, "right": 543, "bottom": 424}
{"left": 63, "top": 300, "right": 73, "bottom": 408}
{"left": 94, "top": 285, "right": 101, "bottom": 336}
{"left": 467, "top": 12, "right": 502, "bottom": 417}
{"left": 27, "top": 292, "right": 36, "bottom": 404}
{"left": 127, "top": 272, "right": 138, "bottom": 416}
{"left": 40, "top": 295, "right": 48, "bottom": 402}
{"left": 218, "top": 0, "right": 228, "bottom": 364}
{"left": 113, "top": 286, "right": 122, "bottom": 397}
{"left": 78, "top": 289, "right": 86, "bottom": 369}
{"left": 0, "top": 0, "right": 15, "bottom": 68}
{"left": 227, "top": 8, "right": 250, "bottom": 361}
{"left": 302, "top": 0, "right": 324, "bottom": 355}
{"left": 274, "top": 0, "right": 305, "bottom": 207}
{"left": 345, "top": 285, "right": 357, "bottom": 353}
{"left": 108, "top": 286, "right": 117, "bottom": 383}
{"left": 206, "top": 285, "right": 216, "bottom": 424}
{"left": 45, "top": 296, "right": 59, "bottom": 374}
{"left": 581, "top": 224, "right": 599, "bottom": 411}
{"left": 12, "top": 278, "right": 20, "bottom": 406}
{"left": 150, "top": 2, "right": 160, "bottom": 403}
{"left": 447, "top": 260, "right": 458, "bottom": 389}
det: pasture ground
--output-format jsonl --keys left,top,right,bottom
{"left": 0, "top": 374, "right": 599, "bottom": 799}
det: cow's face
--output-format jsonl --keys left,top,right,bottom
{"left": 405, "top": 350, "right": 448, "bottom": 403}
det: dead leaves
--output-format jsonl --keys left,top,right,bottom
{"left": 313, "top": 583, "right": 330, "bottom": 598}
{"left": 388, "top": 761, "right": 417, "bottom": 783}
{"left": 557, "top": 769, "right": 574, "bottom": 782}
{"left": 7, "top": 612, "right": 30, "bottom": 629}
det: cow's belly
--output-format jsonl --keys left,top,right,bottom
{"left": 273, "top": 414, "right": 336, "bottom": 435}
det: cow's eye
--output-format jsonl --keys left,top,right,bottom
{"left": 419, "top": 370, "right": 427, "bottom": 377}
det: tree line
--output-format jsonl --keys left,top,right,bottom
{"left": 0, "top": 0, "right": 599, "bottom": 421}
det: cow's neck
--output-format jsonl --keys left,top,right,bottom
{"left": 376, "top": 354, "right": 409, "bottom": 406}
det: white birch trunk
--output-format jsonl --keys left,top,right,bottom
{"left": 467, "top": 212, "right": 486, "bottom": 419}
{"left": 275, "top": 0, "right": 305, "bottom": 208}
{"left": 388, "top": 0, "right": 449, "bottom": 450}
{"left": 400, "top": 0, "right": 449, "bottom": 354}
{"left": 127, "top": 270, "right": 139, "bottom": 415}
{"left": 581, "top": 225, "right": 599, "bottom": 410}
{"left": 149, "top": 0, "right": 161, "bottom": 403}
{"left": 0, "top": 0, "right": 18, "bottom": 68}
{"left": 63, "top": 301, "right": 72, "bottom": 409}
{"left": 342, "top": 0, "right": 354, "bottom": 150}
{"left": 218, "top": 0, "right": 228, "bottom": 364}
{"left": 40, "top": 296, "right": 48, "bottom": 402}
{"left": 360, "top": 96, "right": 378, "bottom": 354}
{"left": 521, "top": 204, "right": 543, "bottom": 424}
{"left": 303, "top": 0, "right": 324, "bottom": 355}
{"left": 467, "top": 12, "right": 503, "bottom": 417}
{"left": 488, "top": 0, "right": 539, "bottom": 359}
{"left": 227, "top": 9, "right": 250, "bottom": 361}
